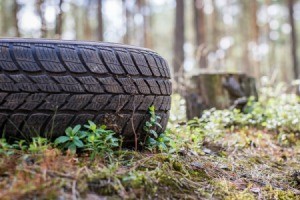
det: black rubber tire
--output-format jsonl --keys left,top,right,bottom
{"left": 0, "top": 39, "right": 171, "bottom": 145}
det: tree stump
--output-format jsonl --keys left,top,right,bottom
{"left": 185, "top": 73, "right": 258, "bottom": 120}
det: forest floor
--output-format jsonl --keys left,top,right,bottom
{"left": 0, "top": 127, "right": 299, "bottom": 199}
{"left": 1, "top": 92, "right": 300, "bottom": 199}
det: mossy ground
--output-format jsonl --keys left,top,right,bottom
{"left": 0, "top": 126, "right": 299, "bottom": 199}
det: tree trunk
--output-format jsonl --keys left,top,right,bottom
{"left": 83, "top": 0, "right": 92, "bottom": 40}
{"left": 288, "top": 0, "right": 299, "bottom": 79}
{"left": 173, "top": 0, "right": 185, "bottom": 90}
{"left": 122, "top": 0, "right": 130, "bottom": 44}
{"left": 185, "top": 73, "right": 258, "bottom": 119}
{"left": 250, "top": 0, "right": 260, "bottom": 78}
{"left": 13, "top": 0, "right": 20, "bottom": 37}
{"left": 97, "top": 0, "right": 104, "bottom": 41}
{"left": 194, "top": 0, "right": 206, "bottom": 68}
{"left": 36, "top": 0, "right": 47, "bottom": 38}
{"left": 55, "top": 0, "right": 64, "bottom": 38}
{"left": 143, "top": 0, "right": 152, "bottom": 48}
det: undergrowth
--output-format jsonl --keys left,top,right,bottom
{"left": 0, "top": 85, "right": 300, "bottom": 199}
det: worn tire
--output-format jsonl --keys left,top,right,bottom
{"left": 0, "top": 39, "right": 171, "bottom": 145}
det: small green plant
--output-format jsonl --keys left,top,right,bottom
{"left": 12, "top": 139, "right": 28, "bottom": 151}
{"left": 28, "top": 137, "right": 49, "bottom": 153}
{"left": 55, "top": 121, "right": 119, "bottom": 157}
{"left": 54, "top": 125, "right": 85, "bottom": 154}
{"left": 0, "top": 138, "right": 15, "bottom": 156}
{"left": 84, "top": 121, "right": 119, "bottom": 159}
{"left": 144, "top": 106, "right": 172, "bottom": 152}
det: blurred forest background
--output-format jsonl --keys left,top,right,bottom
{"left": 0, "top": 0, "right": 300, "bottom": 88}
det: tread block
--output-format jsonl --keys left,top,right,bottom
{"left": 62, "top": 94, "right": 93, "bottom": 110}
{"left": 17, "top": 83, "right": 38, "bottom": 92}
{"left": 157, "top": 80, "right": 167, "bottom": 95}
{"left": 145, "top": 79, "right": 161, "bottom": 94}
{"left": 94, "top": 113, "right": 126, "bottom": 133}
{"left": 19, "top": 93, "right": 47, "bottom": 110}
{"left": 84, "top": 84, "right": 104, "bottom": 93}
{"left": 160, "top": 96, "right": 171, "bottom": 110}
{"left": 61, "top": 84, "right": 84, "bottom": 93}
{"left": 30, "top": 75, "right": 55, "bottom": 84}
{"left": 78, "top": 76, "right": 104, "bottom": 93}
{"left": 35, "top": 46, "right": 66, "bottom": 72}
{"left": 116, "top": 50, "right": 139, "bottom": 75}
{"left": 104, "top": 95, "right": 130, "bottom": 111}
{"left": 144, "top": 54, "right": 161, "bottom": 77}
{"left": 78, "top": 76, "right": 98, "bottom": 84}
{"left": 5, "top": 114, "right": 27, "bottom": 137}
{"left": 0, "top": 93, "right": 8, "bottom": 103}
{"left": 98, "top": 77, "right": 124, "bottom": 93}
{"left": 79, "top": 47, "right": 108, "bottom": 74}
{"left": 38, "top": 84, "right": 60, "bottom": 92}
{"left": 59, "top": 46, "right": 86, "bottom": 73}
{"left": 53, "top": 75, "right": 79, "bottom": 85}
{"left": 0, "top": 93, "right": 29, "bottom": 110}
{"left": 161, "top": 58, "right": 171, "bottom": 78}
{"left": 123, "top": 114, "right": 144, "bottom": 137}
{"left": 59, "top": 46, "right": 81, "bottom": 62}
{"left": 123, "top": 95, "right": 144, "bottom": 111}
{"left": 138, "top": 95, "right": 155, "bottom": 111}
{"left": 99, "top": 49, "right": 125, "bottom": 74}
{"left": 85, "top": 94, "right": 111, "bottom": 111}
{"left": 165, "top": 81, "right": 172, "bottom": 95}
{"left": 0, "top": 114, "right": 7, "bottom": 128}
{"left": 154, "top": 56, "right": 166, "bottom": 77}
{"left": 45, "top": 114, "right": 73, "bottom": 138}
{"left": 0, "top": 45, "right": 12, "bottom": 61}
{"left": 35, "top": 45, "right": 60, "bottom": 62}
{"left": 117, "top": 78, "right": 138, "bottom": 94}
{"left": 115, "top": 114, "right": 131, "bottom": 133}
{"left": 0, "top": 83, "right": 19, "bottom": 91}
{"left": 39, "top": 94, "right": 69, "bottom": 110}
{"left": 41, "top": 61, "right": 66, "bottom": 73}
{"left": 70, "top": 114, "right": 94, "bottom": 127}
{"left": 13, "top": 45, "right": 41, "bottom": 72}
{"left": 23, "top": 114, "right": 49, "bottom": 136}
{"left": 0, "top": 61, "right": 18, "bottom": 71}
{"left": 131, "top": 52, "right": 152, "bottom": 76}
{"left": 0, "top": 74, "right": 13, "bottom": 83}
{"left": 134, "top": 78, "right": 151, "bottom": 94}
{"left": 10, "top": 74, "right": 32, "bottom": 83}
{"left": 65, "top": 62, "right": 87, "bottom": 73}
{"left": 18, "top": 61, "right": 41, "bottom": 72}
{"left": 152, "top": 96, "right": 164, "bottom": 110}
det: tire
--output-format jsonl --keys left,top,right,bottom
{"left": 0, "top": 39, "right": 171, "bottom": 145}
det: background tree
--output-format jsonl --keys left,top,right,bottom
{"left": 36, "top": 0, "right": 47, "bottom": 38}
{"left": 173, "top": 0, "right": 185, "bottom": 89}
{"left": 97, "top": 0, "right": 103, "bottom": 41}
{"left": 13, "top": 0, "right": 20, "bottom": 37}
{"left": 288, "top": 0, "right": 299, "bottom": 79}
{"left": 55, "top": 0, "right": 64, "bottom": 38}
{"left": 194, "top": 0, "right": 206, "bottom": 68}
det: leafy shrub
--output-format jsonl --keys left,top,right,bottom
{"left": 144, "top": 106, "right": 172, "bottom": 152}
{"left": 55, "top": 121, "right": 119, "bottom": 157}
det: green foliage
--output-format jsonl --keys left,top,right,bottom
{"left": 55, "top": 125, "right": 85, "bottom": 154}
{"left": 84, "top": 121, "right": 119, "bottom": 159}
{"left": 28, "top": 137, "right": 49, "bottom": 153}
{"left": 0, "top": 138, "right": 15, "bottom": 156}
{"left": 144, "top": 106, "right": 172, "bottom": 152}
{"left": 55, "top": 121, "right": 119, "bottom": 157}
